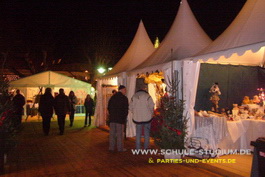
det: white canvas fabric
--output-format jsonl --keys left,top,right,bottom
{"left": 9, "top": 71, "right": 92, "bottom": 113}
{"left": 95, "top": 79, "right": 104, "bottom": 126}
{"left": 133, "top": 0, "right": 212, "bottom": 70}
{"left": 94, "top": 20, "right": 154, "bottom": 127}
{"left": 182, "top": 60, "right": 201, "bottom": 137}
{"left": 9, "top": 71, "right": 91, "bottom": 88}
{"left": 196, "top": 0, "right": 265, "bottom": 67}
{"left": 105, "top": 20, "right": 155, "bottom": 77}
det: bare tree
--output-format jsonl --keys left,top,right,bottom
{"left": 82, "top": 29, "right": 120, "bottom": 85}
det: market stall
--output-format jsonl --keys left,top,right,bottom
{"left": 9, "top": 71, "right": 92, "bottom": 115}
{"left": 94, "top": 20, "right": 155, "bottom": 128}
{"left": 185, "top": 0, "right": 265, "bottom": 153}
{"left": 126, "top": 0, "right": 211, "bottom": 137}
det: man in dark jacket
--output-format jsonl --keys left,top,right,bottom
{"left": 12, "top": 89, "right": 25, "bottom": 128}
{"left": 39, "top": 88, "right": 54, "bottom": 136}
{"left": 108, "top": 85, "right": 128, "bottom": 152}
{"left": 54, "top": 88, "right": 70, "bottom": 135}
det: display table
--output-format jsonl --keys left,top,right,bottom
{"left": 193, "top": 116, "right": 228, "bottom": 150}
{"left": 227, "top": 120, "right": 246, "bottom": 143}
{"left": 222, "top": 119, "right": 265, "bottom": 150}
{"left": 192, "top": 116, "right": 265, "bottom": 152}
{"left": 75, "top": 105, "right": 85, "bottom": 114}
{"left": 241, "top": 119, "right": 265, "bottom": 150}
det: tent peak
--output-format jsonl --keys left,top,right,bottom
{"left": 131, "top": 0, "right": 212, "bottom": 70}
{"left": 105, "top": 20, "right": 155, "bottom": 76}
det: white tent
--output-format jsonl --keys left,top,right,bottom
{"left": 183, "top": 0, "right": 265, "bottom": 138}
{"left": 106, "top": 20, "right": 156, "bottom": 77}
{"left": 94, "top": 20, "right": 155, "bottom": 127}
{"left": 194, "top": 0, "right": 265, "bottom": 66}
{"left": 9, "top": 71, "right": 92, "bottom": 106}
{"left": 133, "top": 0, "right": 212, "bottom": 71}
{"left": 126, "top": 0, "right": 212, "bottom": 137}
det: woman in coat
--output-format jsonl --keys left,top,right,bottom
{"left": 84, "top": 94, "right": 94, "bottom": 127}
{"left": 68, "top": 91, "right": 78, "bottom": 127}
{"left": 39, "top": 88, "right": 54, "bottom": 135}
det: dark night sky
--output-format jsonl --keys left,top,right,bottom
{"left": 1, "top": 0, "right": 246, "bottom": 67}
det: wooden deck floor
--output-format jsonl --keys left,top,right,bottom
{"left": 2, "top": 116, "right": 252, "bottom": 177}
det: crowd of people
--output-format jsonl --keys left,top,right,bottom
{"left": 12, "top": 85, "right": 154, "bottom": 150}
{"left": 12, "top": 88, "right": 94, "bottom": 136}
{"left": 39, "top": 88, "right": 94, "bottom": 135}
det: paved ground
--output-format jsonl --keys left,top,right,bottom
{"left": 2, "top": 117, "right": 230, "bottom": 176}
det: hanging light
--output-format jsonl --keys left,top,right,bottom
{"left": 97, "top": 67, "right": 106, "bottom": 74}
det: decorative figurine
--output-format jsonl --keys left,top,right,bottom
{"left": 242, "top": 96, "right": 251, "bottom": 105}
{"left": 209, "top": 82, "right": 221, "bottom": 112}
{"left": 252, "top": 95, "right": 261, "bottom": 104}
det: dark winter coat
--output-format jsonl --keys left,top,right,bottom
{"left": 12, "top": 94, "right": 25, "bottom": 115}
{"left": 39, "top": 93, "right": 54, "bottom": 117}
{"left": 54, "top": 93, "right": 70, "bottom": 116}
{"left": 84, "top": 98, "right": 94, "bottom": 115}
{"left": 107, "top": 92, "right": 128, "bottom": 124}
{"left": 69, "top": 95, "right": 78, "bottom": 111}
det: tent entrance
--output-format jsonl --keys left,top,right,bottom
{"left": 102, "top": 84, "right": 118, "bottom": 125}
{"left": 136, "top": 72, "right": 166, "bottom": 108}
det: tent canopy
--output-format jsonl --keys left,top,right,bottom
{"left": 9, "top": 71, "right": 91, "bottom": 88}
{"left": 133, "top": 0, "right": 212, "bottom": 71}
{"left": 105, "top": 20, "right": 155, "bottom": 77}
{"left": 195, "top": 0, "right": 265, "bottom": 67}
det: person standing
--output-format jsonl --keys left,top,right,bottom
{"left": 84, "top": 94, "right": 94, "bottom": 127}
{"left": 38, "top": 88, "right": 54, "bottom": 136}
{"left": 129, "top": 86, "right": 154, "bottom": 149}
{"left": 12, "top": 89, "right": 25, "bottom": 128}
{"left": 54, "top": 88, "right": 70, "bottom": 135}
{"left": 108, "top": 85, "right": 128, "bottom": 152}
{"left": 68, "top": 91, "right": 78, "bottom": 127}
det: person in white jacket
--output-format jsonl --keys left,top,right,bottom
{"left": 129, "top": 87, "right": 154, "bottom": 149}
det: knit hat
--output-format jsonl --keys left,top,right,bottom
{"left": 118, "top": 85, "right": 126, "bottom": 90}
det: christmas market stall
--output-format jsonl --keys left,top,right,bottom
{"left": 9, "top": 71, "right": 92, "bottom": 116}
{"left": 94, "top": 20, "right": 155, "bottom": 128}
{"left": 124, "top": 0, "right": 211, "bottom": 137}
{"left": 184, "top": 0, "right": 265, "bottom": 155}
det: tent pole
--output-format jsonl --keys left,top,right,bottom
{"left": 49, "top": 71, "right": 50, "bottom": 85}
{"left": 181, "top": 63, "right": 184, "bottom": 100}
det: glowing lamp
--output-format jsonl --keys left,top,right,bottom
{"left": 97, "top": 67, "right": 106, "bottom": 74}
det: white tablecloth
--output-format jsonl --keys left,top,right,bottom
{"left": 240, "top": 119, "right": 265, "bottom": 150}
{"left": 223, "top": 119, "right": 265, "bottom": 150}
{"left": 192, "top": 116, "right": 228, "bottom": 150}
{"left": 192, "top": 117, "right": 265, "bottom": 151}
{"left": 227, "top": 120, "right": 246, "bottom": 143}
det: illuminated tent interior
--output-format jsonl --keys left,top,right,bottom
{"left": 94, "top": 20, "right": 155, "bottom": 126}
{"left": 127, "top": 0, "right": 265, "bottom": 138}
{"left": 192, "top": 0, "right": 265, "bottom": 111}
{"left": 9, "top": 71, "right": 92, "bottom": 105}
{"left": 95, "top": 0, "right": 265, "bottom": 139}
